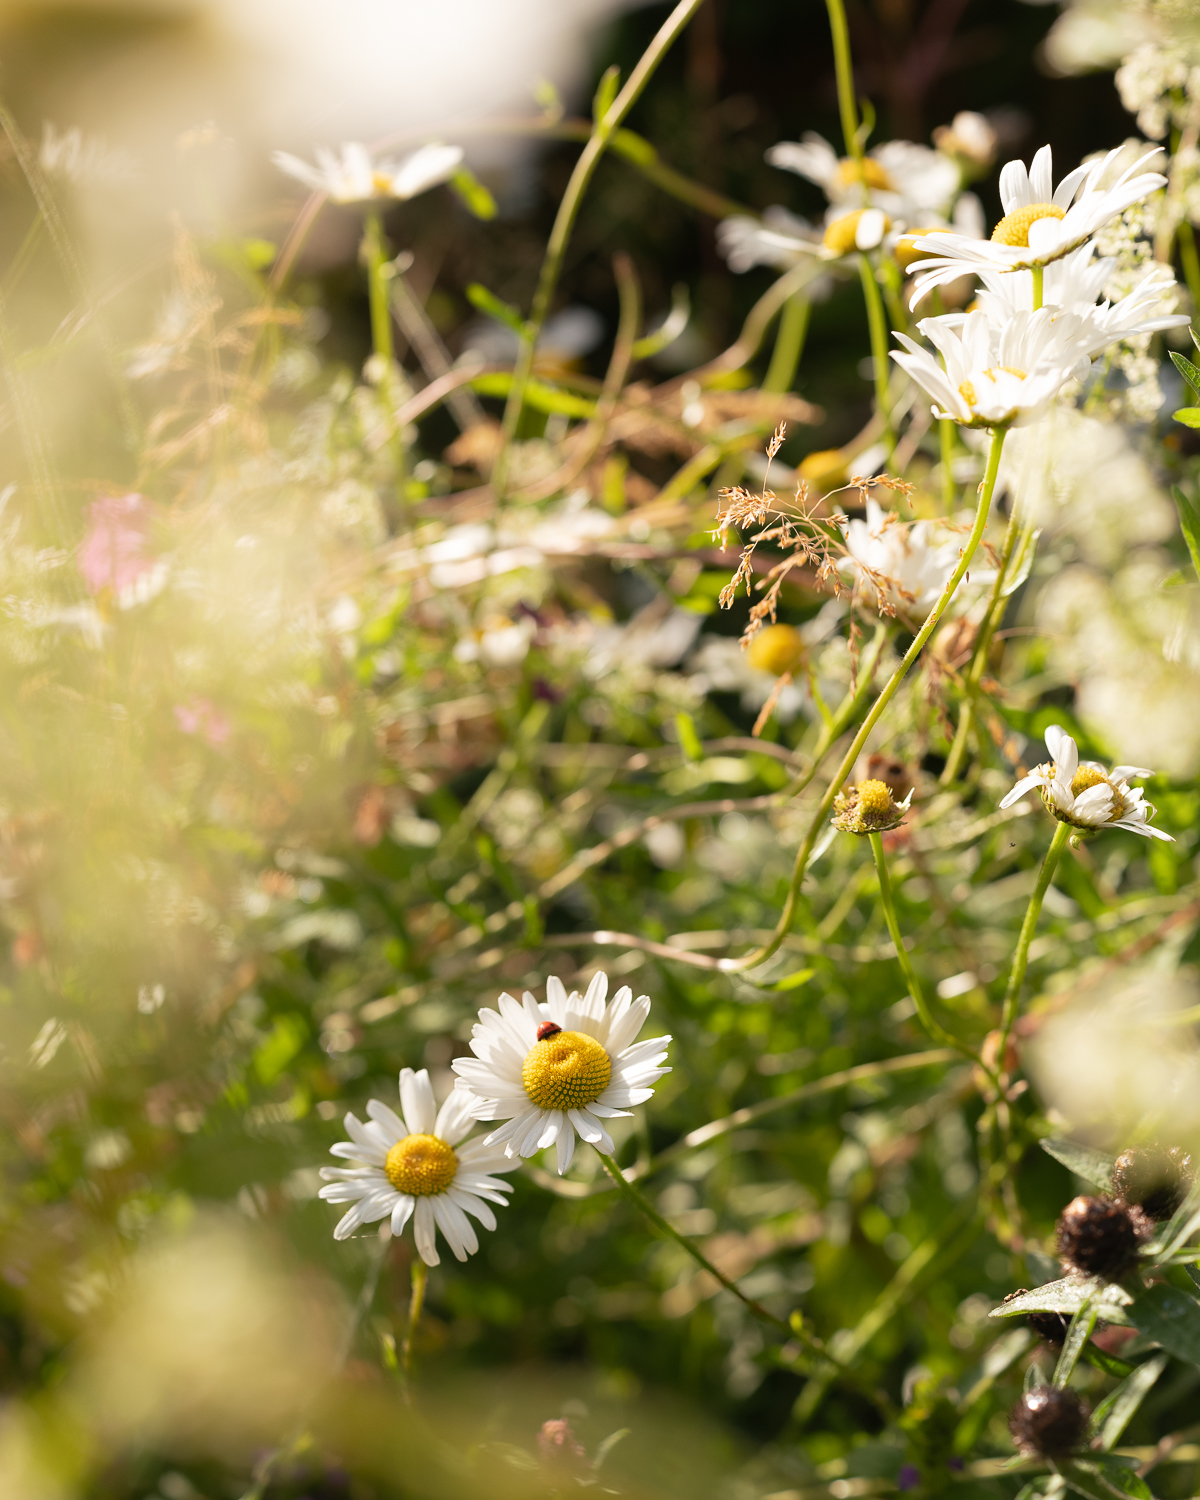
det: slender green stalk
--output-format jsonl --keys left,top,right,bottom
{"left": 401, "top": 1256, "right": 428, "bottom": 1396}
{"left": 719, "top": 424, "right": 1009, "bottom": 974}
{"left": 868, "top": 833, "right": 975, "bottom": 1060}
{"left": 1178, "top": 220, "right": 1200, "bottom": 315}
{"left": 858, "top": 254, "right": 893, "bottom": 453}
{"left": 596, "top": 1151, "right": 787, "bottom": 1331}
{"left": 763, "top": 294, "right": 811, "bottom": 393}
{"left": 824, "top": 0, "right": 862, "bottom": 168}
{"left": 995, "top": 818, "right": 1071, "bottom": 1066}
{"left": 1030, "top": 264, "right": 1044, "bottom": 312}
{"left": 362, "top": 209, "right": 408, "bottom": 504}
{"left": 492, "top": 0, "right": 705, "bottom": 497}
{"left": 939, "top": 417, "right": 956, "bottom": 511}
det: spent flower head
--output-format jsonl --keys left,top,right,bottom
{"left": 833, "top": 778, "right": 913, "bottom": 835}
{"left": 999, "top": 724, "right": 1173, "bottom": 840}
{"left": 273, "top": 141, "right": 463, "bottom": 204}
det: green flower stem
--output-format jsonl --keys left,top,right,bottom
{"left": 1179, "top": 221, "right": 1200, "bottom": 317}
{"left": 763, "top": 293, "right": 811, "bottom": 394}
{"left": 939, "top": 417, "right": 956, "bottom": 510}
{"left": 1030, "top": 264, "right": 1044, "bottom": 312}
{"left": 996, "top": 817, "right": 1072, "bottom": 1068}
{"left": 401, "top": 1256, "right": 428, "bottom": 1396}
{"left": 824, "top": 0, "right": 863, "bottom": 168}
{"left": 868, "top": 833, "right": 975, "bottom": 1060}
{"left": 718, "top": 424, "right": 1008, "bottom": 975}
{"left": 492, "top": 0, "right": 705, "bottom": 498}
{"left": 362, "top": 208, "right": 408, "bottom": 506}
{"left": 596, "top": 1151, "right": 787, "bottom": 1331}
{"left": 858, "top": 254, "right": 894, "bottom": 455}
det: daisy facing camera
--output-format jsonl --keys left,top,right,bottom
{"left": 1111, "top": 1145, "right": 1194, "bottom": 1222}
{"left": 1009, "top": 1387, "right": 1090, "bottom": 1459}
{"left": 1055, "top": 1194, "right": 1140, "bottom": 1281}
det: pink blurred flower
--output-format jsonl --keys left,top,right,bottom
{"left": 174, "top": 698, "right": 231, "bottom": 746}
{"left": 79, "top": 493, "right": 155, "bottom": 595}
{"left": 537, "top": 1419, "right": 587, "bottom": 1472}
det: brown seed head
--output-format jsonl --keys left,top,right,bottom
{"left": 1055, "top": 1195, "right": 1139, "bottom": 1280}
{"left": 1008, "top": 1387, "right": 1089, "bottom": 1458}
{"left": 1111, "top": 1145, "right": 1193, "bottom": 1222}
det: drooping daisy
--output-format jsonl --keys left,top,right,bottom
{"left": 318, "top": 1068, "right": 515, "bottom": 1264}
{"left": 452, "top": 973, "right": 670, "bottom": 1175}
{"left": 767, "top": 134, "right": 961, "bottom": 224}
{"left": 838, "top": 498, "right": 968, "bottom": 619}
{"left": 891, "top": 307, "right": 1087, "bottom": 429}
{"left": 999, "top": 725, "right": 1174, "bottom": 841}
{"left": 273, "top": 141, "right": 463, "bottom": 204}
{"left": 907, "top": 144, "right": 1167, "bottom": 293}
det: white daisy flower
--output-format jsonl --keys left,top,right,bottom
{"left": 451, "top": 973, "right": 670, "bottom": 1175}
{"left": 318, "top": 1068, "right": 514, "bottom": 1264}
{"left": 767, "top": 133, "right": 961, "bottom": 223}
{"left": 716, "top": 206, "right": 824, "bottom": 272}
{"left": 273, "top": 141, "right": 463, "bottom": 204}
{"left": 891, "top": 307, "right": 1087, "bottom": 429}
{"left": 907, "top": 143, "right": 1167, "bottom": 293}
{"left": 838, "top": 498, "right": 970, "bottom": 618}
{"left": 998, "top": 724, "right": 1173, "bottom": 841}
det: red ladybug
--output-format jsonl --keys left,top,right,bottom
{"left": 537, "top": 1022, "right": 562, "bottom": 1041}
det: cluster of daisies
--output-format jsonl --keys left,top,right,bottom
{"left": 318, "top": 974, "right": 670, "bottom": 1266}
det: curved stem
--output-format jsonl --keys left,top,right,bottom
{"left": 763, "top": 293, "right": 811, "bottom": 394}
{"left": 824, "top": 0, "right": 862, "bottom": 167}
{"left": 595, "top": 1151, "right": 787, "bottom": 1331}
{"left": 492, "top": 0, "right": 705, "bottom": 497}
{"left": 858, "top": 254, "right": 893, "bottom": 454}
{"left": 716, "top": 424, "right": 1008, "bottom": 974}
{"left": 401, "top": 1257, "right": 428, "bottom": 1398}
{"left": 939, "top": 417, "right": 956, "bottom": 511}
{"left": 995, "top": 818, "right": 1071, "bottom": 1068}
{"left": 363, "top": 209, "right": 408, "bottom": 507}
{"left": 868, "top": 833, "right": 976, "bottom": 1060}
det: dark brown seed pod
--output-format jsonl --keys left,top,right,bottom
{"left": 1111, "top": 1145, "right": 1193, "bottom": 1222}
{"left": 1055, "top": 1195, "right": 1139, "bottom": 1281}
{"left": 1009, "top": 1387, "right": 1090, "bottom": 1458}
{"left": 1002, "top": 1290, "right": 1068, "bottom": 1347}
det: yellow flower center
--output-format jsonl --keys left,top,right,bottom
{"left": 747, "top": 623, "right": 806, "bottom": 677}
{"left": 990, "top": 202, "right": 1065, "bottom": 247}
{"left": 1070, "top": 765, "right": 1109, "bottom": 796}
{"left": 834, "top": 157, "right": 893, "bottom": 192}
{"left": 384, "top": 1133, "right": 457, "bottom": 1195}
{"left": 957, "top": 367, "right": 1027, "bottom": 409}
{"left": 371, "top": 171, "right": 394, "bottom": 196}
{"left": 822, "top": 209, "right": 891, "bottom": 256}
{"left": 522, "top": 1030, "right": 612, "bottom": 1111}
{"left": 856, "top": 779, "right": 894, "bottom": 817}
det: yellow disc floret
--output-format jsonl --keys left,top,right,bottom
{"left": 834, "top": 157, "right": 893, "bottom": 192}
{"left": 823, "top": 210, "right": 891, "bottom": 256}
{"left": 747, "top": 624, "right": 806, "bottom": 677}
{"left": 1070, "top": 765, "right": 1109, "bottom": 796}
{"left": 522, "top": 1030, "right": 612, "bottom": 1111}
{"left": 385, "top": 1133, "right": 457, "bottom": 1195}
{"left": 856, "top": 779, "right": 895, "bottom": 817}
{"left": 990, "top": 202, "right": 1065, "bottom": 247}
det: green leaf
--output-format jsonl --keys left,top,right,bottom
{"left": 469, "top": 373, "right": 595, "bottom": 419}
{"left": 1053, "top": 1300, "right": 1097, "bottom": 1387}
{"left": 610, "top": 127, "right": 658, "bottom": 168}
{"left": 252, "top": 1012, "right": 309, "bottom": 1084}
{"left": 1191, "top": 323, "right": 1200, "bottom": 357}
{"left": 768, "top": 967, "right": 816, "bottom": 993}
{"left": 1128, "top": 1281, "right": 1200, "bottom": 1364}
{"left": 632, "top": 282, "right": 690, "bottom": 360}
{"left": 1169, "top": 348, "right": 1200, "bottom": 397}
{"left": 450, "top": 169, "right": 496, "bottom": 221}
{"left": 465, "top": 283, "right": 526, "bottom": 336}
{"left": 1001, "top": 527, "right": 1042, "bottom": 598}
{"left": 1039, "top": 1138, "right": 1115, "bottom": 1192}
{"left": 1092, "top": 1352, "right": 1168, "bottom": 1451}
{"left": 992, "top": 1278, "right": 1133, "bottom": 1327}
{"left": 1171, "top": 487, "right": 1200, "bottom": 583}
{"left": 593, "top": 64, "right": 620, "bottom": 124}
{"left": 1057, "top": 1457, "right": 1152, "bottom": 1500}
{"left": 1082, "top": 1345, "right": 1135, "bottom": 1380}
{"left": 1172, "top": 406, "right": 1200, "bottom": 428}
{"left": 674, "top": 711, "right": 704, "bottom": 762}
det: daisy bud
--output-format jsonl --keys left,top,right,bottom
{"left": 832, "top": 778, "right": 913, "bottom": 835}
{"left": 1055, "top": 1195, "right": 1139, "bottom": 1281}
{"left": 1111, "top": 1145, "right": 1193, "bottom": 1222}
{"left": 1008, "top": 1387, "right": 1089, "bottom": 1458}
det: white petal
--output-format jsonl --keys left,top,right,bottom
{"left": 342, "top": 1113, "right": 388, "bottom": 1165}
{"left": 413, "top": 1196, "right": 440, "bottom": 1266}
{"left": 431, "top": 1193, "right": 475, "bottom": 1260}
{"left": 434, "top": 1089, "right": 477, "bottom": 1145}
{"left": 366, "top": 1099, "right": 406, "bottom": 1143}
{"left": 555, "top": 1127, "right": 576, "bottom": 1175}
{"left": 447, "top": 1186, "right": 497, "bottom": 1231}
{"left": 1110, "top": 765, "right": 1154, "bottom": 782}
{"left": 391, "top": 1195, "right": 415, "bottom": 1235}
{"left": 399, "top": 1068, "right": 437, "bottom": 1135}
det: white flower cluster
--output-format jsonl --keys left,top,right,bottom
{"left": 1115, "top": 43, "right": 1198, "bottom": 141}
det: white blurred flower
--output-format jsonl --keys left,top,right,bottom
{"left": 768, "top": 133, "right": 960, "bottom": 223}
{"left": 838, "top": 498, "right": 966, "bottom": 618}
{"left": 908, "top": 143, "right": 1167, "bottom": 292}
{"left": 454, "top": 615, "right": 535, "bottom": 667}
{"left": 932, "top": 111, "right": 998, "bottom": 168}
{"left": 319, "top": 1068, "right": 514, "bottom": 1264}
{"left": 1115, "top": 43, "right": 1191, "bottom": 139}
{"left": 452, "top": 972, "right": 670, "bottom": 1175}
{"left": 272, "top": 140, "right": 463, "bottom": 203}
{"left": 716, "top": 206, "right": 824, "bottom": 273}
{"left": 998, "top": 723, "right": 1172, "bottom": 840}
{"left": 688, "top": 599, "right": 844, "bottom": 719}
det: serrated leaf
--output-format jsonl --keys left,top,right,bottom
{"left": 1092, "top": 1352, "right": 1168, "bottom": 1451}
{"left": 1169, "top": 349, "right": 1200, "bottom": 397}
{"left": 1128, "top": 1281, "right": 1200, "bottom": 1364}
{"left": 1172, "top": 406, "right": 1200, "bottom": 428}
{"left": 1053, "top": 1300, "right": 1097, "bottom": 1387}
{"left": 1058, "top": 1457, "right": 1153, "bottom": 1500}
{"left": 465, "top": 282, "right": 525, "bottom": 336}
{"left": 450, "top": 169, "right": 496, "bottom": 221}
{"left": 1039, "top": 1138, "right": 1115, "bottom": 1191}
{"left": 992, "top": 1278, "right": 1133, "bottom": 1327}
{"left": 1170, "top": 488, "right": 1200, "bottom": 584}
